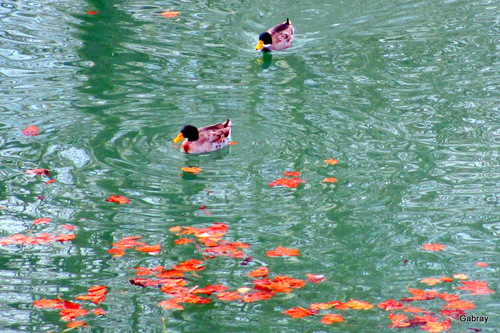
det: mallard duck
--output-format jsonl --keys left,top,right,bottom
{"left": 173, "top": 119, "right": 232, "bottom": 154}
{"left": 255, "top": 18, "right": 294, "bottom": 52}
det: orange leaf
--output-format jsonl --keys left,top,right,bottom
{"left": 241, "top": 291, "right": 273, "bottom": 303}
{"left": 107, "top": 248, "right": 125, "bottom": 257}
{"left": 305, "top": 273, "right": 325, "bottom": 283}
{"left": 266, "top": 246, "right": 299, "bottom": 257}
{"left": 421, "top": 319, "right": 451, "bottom": 333}
{"left": 378, "top": 299, "right": 405, "bottom": 311}
{"left": 33, "top": 298, "right": 61, "bottom": 308}
{"left": 181, "top": 167, "right": 202, "bottom": 174}
{"left": 284, "top": 171, "right": 301, "bottom": 177}
{"left": 174, "top": 238, "right": 193, "bottom": 245}
{"left": 453, "top": 273, "right": 468, "bottom": 280}
{"left": 135, "top": 244, "right": 161, "bottom": 254}
{"left": 456, "top": 280, "right": 494, "bottom": 295}
{"left": 422, "top": 243, "right": 445, "bottom": 251}
{"left": 61, "top": 225, "right": 75, "bottom": 230}
{"left": 269, "top": 178, "right": 306, "bottom": 188}
{"left": 172, "top": 259, "right": 204, "bottom": 271}
{"left": 217, "top": 291, "right": 242, "bottom": 301}
{"left": 476, "top": 262, "right": 488, "bottom": 267}
{"left": 134, "top": 267, "right": 155, "bottom": 276}
{"left": 33, "top": 218, "right": 52, "bottom": 225}
{"left": 60, "top": 308, "right": 89, "bottom": 321}
{"left": 325, "top": 159, "right": 339, "bottom": 165}
{"left": 438, "top": 292, "right": 459, "bottom": 301}
{"left": 54, "top": 234, "right": 75, "bottom": 242}
{"left": 161, "top": 11, "right": 179, "bottom": 18}
{"left": 283, "top": 307, "right": 314, "bottom": 319}
{"left": 193, "top": 284, "right": 228, "bottom": 295}
{"left": 45, "top": 179, "right": 55, "bottom": 184}
{"left": 67, "top": 321, "right": 87, "bottom": 328}
{"left": 106, "top": 195, "right": 130, "bottom": 204}
{"left": 156, "top": 269, "right": 184, "bottom": 278}
{"left": 169, "top": 226, "right": 182, "bottom": 233}
{"left": 322, "top": 177, "right": 338, "bottom": 183}
{"left": 321, "top": 314, "right": 344, "bottom": 324}
{"left": 404, "top": 307, "right": 424, "bottom": 313}
{"left": 310, "top": 302, "right": 334, "bottom": 310}
{"left": 445, "top": 300, "right": 475, "bottom": 310}
{"left": 93, "top": 308, "right": 106, "bottom": 315}
{"left": 248, "top": 266, "right": 269, "bottom": 278}
{"left": 22, "top": 125, "right": 39, "bottom": 136}
{"left": 158, "top": 300, "right": 183, "bottom": 309}
{"left": 228, "top": 141, "right": 238, "bottom": 145}
{"left": 344, "top": 299, "right": 373, "bottom": 310}
{"left": 407, "top": 289, "right": 439, "bottom": 301}
{"left": 420, "top": 278, "right": 443, "bottom": 286}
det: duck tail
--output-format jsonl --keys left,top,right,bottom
{"left": 286, "top": 18, "right": 290, "bottom": 24}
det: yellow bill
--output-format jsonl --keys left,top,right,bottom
{"left": 173, "top": 133, "right": 184, "bottom": 143}
{"left": 255, "top": 40, "right": 264, "bottom": 50}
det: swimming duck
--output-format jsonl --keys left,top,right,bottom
{"left": 173, "top": 119, "right": 232, "bottom": 154}
{"left": 255, "top": 18, "right": 294, "bottom": 52}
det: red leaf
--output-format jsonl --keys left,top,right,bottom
{"left": 284, "top": 171, "right": 301, "bottom": 177}
{"left": 54, "top": 234, "right": 75, "bottom": 242}
{"left": 456, "top": 280, "right": 494, "bottom": 295}
{"left": 22, "top": 125, "right": 39, "bottom": 136}
{"left": 33, "top": 299, "right": 61, "bottom": 308}
{"left": 61, "top": 224, "right": 76, "bottom": 230}
{"left": 25, "top": 168, "right": 50, "bottom": 176}
{"left": 107, "top": 248, "right": 125, "bottom": 257}
{"left": 172, "top": 259, "right": 204, "bottom": 272}
{"left": 269, "top": 177, "right": 306, "bottom": 188}
{"left": 241, "top": 291, "right": 273, "bottom": 303}
{"left": 378, "top": 299, "right": 405, "bottom": 311}
{"left": 217, "top": 291, "right": 242, "bottom": 301}
{"left": 476, "top": 262, "right": 488, "bottom": 267}
{"left": 87, "top": 11, "right": 98, "bottom": 15}
{"left": 93, "top": 308, "right": 106, "bottom": 315}
{"left": 45, "top": 179, "right": 55, "bottom": 184}
{"left": 33, "top": 218, "right": 52, "bottom": 225}
{"left": 106, "top": 195, "right": 130, "bottom": 204}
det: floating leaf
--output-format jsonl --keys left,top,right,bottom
{"left": 476, "top": 262, "right": 488, "bottom": 267}
{"left": 269, "top": 178, "right": 306, "bottom": 188}
{"left": 456, "top": 280, "right": 494, "bottom": 295}
{"left": 452, "top": 273, "right": 468, "bottom": 280}
{"left": 67, "top": 321, "right": 87, "bottom": 328}
{"left": 217, "top": 291, "right": 242, "bottom": 301}
{"left": 172, "top": 259, "right": 204, "bottom": 272}
{"left": 444, "top": 300, "right": 475, "bottom": 310}
{"left": 158, "top": 300, "right": 183, "bottom": 309}
{"left": 438, "top": 292, "right": 459, "bottom": 301}
{"left": 61, "top": 225, "right": 76, "bottom": 230}
{"left": 22, "top": 125, "right": 39, "bottom": 136}
{"left": 322, "top": 177, "right": 338, "bottom": 183}
{"left": 181, "top": 167, "right": 202, "bottom": 174}
{"left": 107, "top": 248, "right": 125, "bottom": 257}
{"left": 26, "top": 168, "right": 50, "bottom": 176}
{"left": 54, "top": 234, "right": 76, "bottom": 242}
{"left": 161, "top": 11, "right": 179, "bottom": 18}
{"left": 135, "top": 244, "right": 161, "bottom": 254}
{"left": 422, "top": 243, "right": 445, "bottom": 251}
{"left": 93, "top": 308, "right": 106, "bottom": 315}
{"left": 406, "top": 289, "right": 439, "bottom": 301}
{"left": 228, "top": 141, "right": 238, "bottom": 145}
{"left": 342, "top": 299, "right": 373, "bottom": 310}
{"left": 169, "top": 226, "right": 182, "bottom": 233}
{"left": 33, "top": 299, "right": 62, "bottom": 308}
{"left": 46, "top": 179, "right": 55, "bottom": 184}
{"left": 305, "top": 273, "right": 326, "bottom": 283}
{"left": 284, "top": 171, "right": 301, "bottom": 177}
{"left": 241, "top": 291, "right": 273, "bottom": 303}
{"left": 174, "top": 238, "right": 193, "bottom": 245}
{"left": 420, "top": 278, "right": 443, "bottom": 286}
{"left": 248, "top": 266, "right": 269, "bottom": 278}
{"left": 283, "top": 307, "right": 314, "bottom": 319}
{"left": 266, "top": 246, "right": 299, "bottom": 257}
{"left": 34, "top": 218, "right": 52, "bottom": 225}
{"left": 87, "top": 11, "right": 98, "bottom": 15}
{"left": 106, "top": 195, "right": 130, "bottom": 204}
{"left": 378, "top": 299, "right": 405, "bottom": 311}
{"left": 325, "top": 159, "right": 339, "bottom": 165}
{"left": 321, "top": 314, "right": 344, "bottom": 324}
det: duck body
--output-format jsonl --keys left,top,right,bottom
{"left": 173, "top": 119, "right": 232, "bottom": 154}
{"left": 256, "top": 18, "right": 294, "bottom": 52}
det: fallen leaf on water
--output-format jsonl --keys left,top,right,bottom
{"left": 284, "top": 171, "right": 301, "bottom": 177}
{"left": 406, "top": 289, "right": 439, "bottom": 301}
{"left": 444, "top": 300, "right": 475, "bottom": 310}
{"left": 60, "top": 308, "right": 89, "bottom": 321}
{"left": 45, "top": 179, "right": 55, "bottom": 184}
{"left": 26, "top": 168, "right": 50, "bottom": 176}
{"left": 322, "top": 177, "right": 338, "bottom": 183}
{"left": 421, "top": 319, "right": 451, "bottom": 333}
{"left": 106, "top": 195, "right": 130, "bottom": 204}
{"left": 341, "top": 299, "right": 374, "bottom": 310}
{"left": 193, "top": 284, "right": 228, "bottom": 295}
{"left": 135, "top": 244, "right": 161, "bottom": 254}
{"left": 420, "top": 278, "right": 443, "bottom": 286}
{"left": 325, "top": 159, "right": 339, "bottom": 165}
{"left": 174, "top": 238, "right": 193, "bottom": 245}
{"left": 404, "top": 307, "right": 424, "bottom": 313}
{"left": 266, "top": 246, "right": 300, "bottom": 257}
{"left": 476, "top": 262, "right": 488, "bottom": 267}
{"left": 269, "top": 178, "right": 306, "bottom": 188}
{"left": 33, "top": 299, "right": 62, "bottom": 308}
{"left": 169, "top": 226, "right": 182, "bottom": 233}
{"left": 241, "top": 291, "right": 273, "bottom": 303}
{"left": 181, "top": 167, "right": 202, "bottom": 174}
{"left": 87, "top": 11, "right": 98, "bottom": 15}
{"left": 378, "top": 299, "right": 405, "bottom": 311}
{"left": 248, "top": 266, "right": 269, "bottom": 278}
{"left": 305, "top": 273, "right": 326, "bottom": 283}
{"left": 217, "top": 291, "right": 242, "bottom": 301}
{"left": 107, "top": 248, "right": 125, "bottom": 257}
{"left": 228, "top": 141, "right": 238, "bottom": 145}
{"left": 67, "top": 320, "right": 87, "bottom": 328}
{"left": 34, "top": 218, "right": 52, "bottom": 225}
{"left": 22, "top": 125, "right": 39, "bottom": 136}
{"left": 453, "top": 273, "right": 468, "bottom": 280}
{"left": 455, "top": 280, "right": 494, "bottom": 295}
{"left": 54, "top": 234, "right": 76, "bottom": 242}
{"left": 422, "top": 243, "right": 446, "bottom": 251}
{"left": 61, "top": 225, "right": 75, "bottom": 230}
{"left": 93, "top": 308, "right": 106, "bottom": 315}
{"left": 161, "top": 11, "right": 179, "bottom": 18}
{"left": 438, "top": 292, "right": 459, "bottom": 301}
{"left": 158, "top": 300, "right": 183, "bottom": 309}
{"left": 172, "top": 259, "right": 204, "bottom": 272}
{"left": 283, "top": 307, "right": 314, "bottom": 318}
{"left": 321, "top": 314, "right": 344, "bottom": 324}
{"left": 76, "top": 285, "right": 107, "bottom": 304}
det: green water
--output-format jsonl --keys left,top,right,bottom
{"left": 0, "top": 0, "right": 498, "bottom": 332}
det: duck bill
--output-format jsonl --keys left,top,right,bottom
{"left": 255, "top": 40, "right": 264, "bottom": 50}
{"left": 173, "top": 133, "right": 184, "bottom": 143}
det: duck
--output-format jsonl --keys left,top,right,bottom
{"left": 255, "top": 18, "right": 294, "bottom": 52}
{"left": 173, "top": 119, "right": 232, "bottom": 154}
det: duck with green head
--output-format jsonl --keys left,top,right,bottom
{"left": 255, "top": 18, "right": 294, "bottom": 52}
{"left": 173, "top": 119, "right": 232, "bottom": 154}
